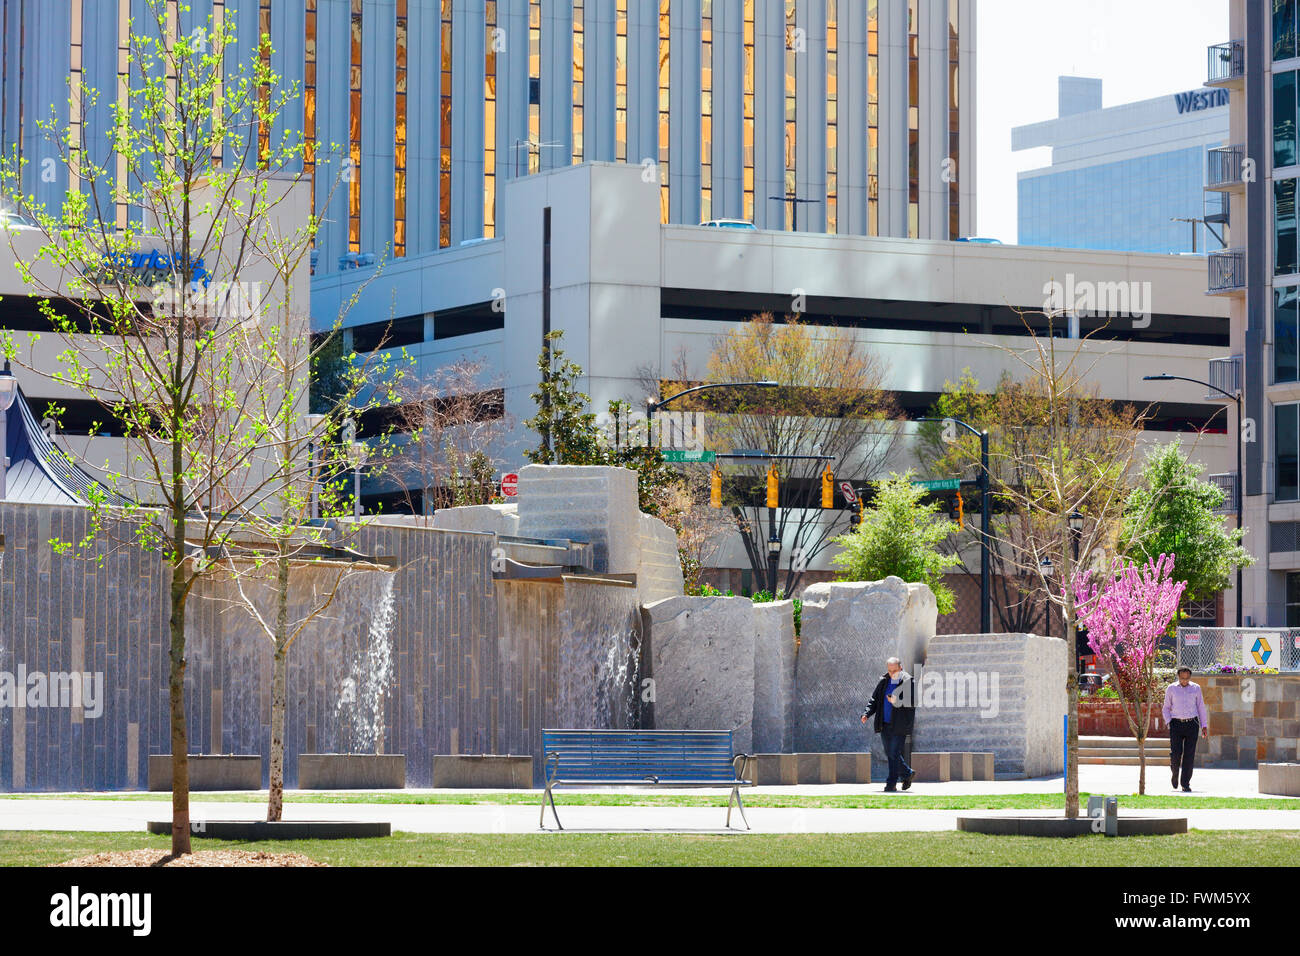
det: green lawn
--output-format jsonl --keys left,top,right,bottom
{"left": 5, "top": 829, "right": 1298, "bottom": 867}
{"left": 2, "top": 791, "right": 1296, "bottom": 810}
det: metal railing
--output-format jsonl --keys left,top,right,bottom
{"left": 1177, "top": 627, "right": 1300, "bottom": 672}
{"left": 1206, "top": 355, "right": 1241, "bottom": 398}
{"left": 1207, "top": 40, "right": 1244, "bottom": 84}
{"left": 1206, "top": 145, "right": 1245, "bottom": 189}
{"left": 1208, "top": 249, "right": 1246, "bottom": 293}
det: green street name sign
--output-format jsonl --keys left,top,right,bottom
{"left": 913, "top": 478, "right": 960, "bottom": 491}
{"left": 661, "top": 449, "right": 716, "bottom": 463}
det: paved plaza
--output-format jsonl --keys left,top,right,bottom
{"left": 1, "top": 766, "right": 1293, "bottom": 836}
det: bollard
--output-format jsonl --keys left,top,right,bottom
{"left": 1104, "top": 796, "right": 1119, "bottom": 837}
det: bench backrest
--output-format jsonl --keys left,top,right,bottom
{"left": 542, "top": 729, "right": 738, "bottom": 782}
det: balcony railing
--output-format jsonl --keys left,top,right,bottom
{"left": 1208, "top": 249, "right": 1246, "bottom": 293}
{"left": 1207, "top": 355, "right": 1242, "bottom": 398}
{"left": 1207, "top": 473, "right": 1239, "bottom": 514}
{"left": 1206, "top": 145, "right": 1245, "bottom": 190}
{"left": 1207, "top": 41, "right": 1245, "bottom": 85}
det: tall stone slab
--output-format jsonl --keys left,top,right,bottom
{"left": 643, "top": 595, "right": 755, "bottom": 753}
{"left": 636, "top": 512, "right": 686, "bottom": 605}
{"left": 793, "top": 578, "right": 938, "bottom": 756}
{"left": 516, "top": 465, "right": 640, "bottom": 574}
{"left": 912, "top": 632, "right": 1068, "bottom": 777}
{"left": 752, "top": 600, "right": 797, "bottom": 753}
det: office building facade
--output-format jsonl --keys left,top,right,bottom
{"left": 1013, "top": 76, "right": 1230, "bottom": 254}
{"left": 0, "top": 0, "right": 976, "bottom": 271}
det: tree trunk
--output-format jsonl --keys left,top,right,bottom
{"left": 267, "top": 552, "right": 291, "bottom": 822}
{"left": 168, "top": 559, "right": 191, "bottom": 856}
{"left": 1065, "top": 670, "right": 1079, "bottom": 817}
{"left": 1137, "top": 732, "right": 1147, "bottom": 795}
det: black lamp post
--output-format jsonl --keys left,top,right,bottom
{"left": 1069, "top": 509, "right": 1084, "bottom": 664}
{"left": 1143, "top": 372, "right": 1243, "bottom": 627}
{"left": 646, "top": 380, "right": 778, "bottom": 445}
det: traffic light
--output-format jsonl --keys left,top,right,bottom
{"left": 956, "top": 491, "right": 964, "bottom": 525}
{"left": 710, "top": 467, "right": 722, "bottom": 508}
{"left": 766, "top": 464, "right": 779, "bottom": 509}
{"left": 821, "top": 466, "right": 834, "bottom": 509}
{"left": 849, "top": 498, "right": 863, "bottom": 528}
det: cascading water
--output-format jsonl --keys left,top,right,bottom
{"left": 333, "top": 573, "right": 396, "bottom": 754}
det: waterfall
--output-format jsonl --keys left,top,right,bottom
{"left": 333, "top": 573, "right": 396, "bottom": 754}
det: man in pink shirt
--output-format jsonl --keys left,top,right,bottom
{"left": 1162, "top": 667, "right": 1210, "bottom": 792}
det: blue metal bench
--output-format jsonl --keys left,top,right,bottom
{"left": 540, "top": 729, "right": 753, "bottom": 830}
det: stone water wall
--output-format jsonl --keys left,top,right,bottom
{"left": 0, "top": 501, "right": 648, "bottom": 790}
{"left": 1195, "top": 674, "right": 1300, "bottom": 767}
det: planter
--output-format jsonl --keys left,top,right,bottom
{"left": 297, "top": 754, "right": 406, "bottom": 789}
{"left": 957, "top": 815, "right": 1187, "bottom": 837}
{"left": 1259, "top": 763, "right": 1300, "bottom": 796}
{"left": 1077, "top": 698, "right": 1168, "bottom": 738}
{"left": 146, "top": 820, "right": 391, "bottom": 840}
{"left": 431, "top": 754, "right": 532, "bottom": 788}
{"left": 147, "top": 755, "right": 262, "bottom": 791}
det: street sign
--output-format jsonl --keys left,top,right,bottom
{"left": 660, "top": 449, "right": 716, "bottom": 463}
{"left": 501, "top": 473, "right": 519, "bottom": 497}
{"left": 839, "top": 481, "right": 857, "bottom": 504}
{"left": 913, "top": 478, "right": 960, "bottom": 491}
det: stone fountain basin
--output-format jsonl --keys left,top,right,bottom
{"left": 147, "top": 755, "right": 262, "bottom": 791}
{"left": 297, "top": 754, "right": 406, "bottom": 789}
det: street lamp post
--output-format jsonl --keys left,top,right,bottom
{"left": 1039, "top": 557, "right": 1054, "bottom": 639}
{"left": 646, "top": 380, "right": 778, "bottom": 446}
{"left": 767, "top": 194, "right": 821, "bottom": 233}
{"left": 1069, "top": 509, "right": 1084, "bottom": 666}
{"left": 0, "top": 362, "right": 19, "bottom": 501}
{"left": 917, "top": 416, "right": 992, "bottom": 634}
{"left": 1143, "top": 372, "right": 1244, "bottom": 627}
{"left": 304, "top": 413, "right": 327, "bottom": 520}
{"left": 350, "top": 441, "right": 369, "bottom": 520}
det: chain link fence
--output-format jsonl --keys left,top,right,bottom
{"left": 1176, "top": 627, "right": 1300, "bottom": 672}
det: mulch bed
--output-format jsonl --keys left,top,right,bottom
{"left": 53, "top": 849, "right": 326, "bottom": 867}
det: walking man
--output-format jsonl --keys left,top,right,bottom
{"left": 1162, "top": 666, "right": 1209, "bottom": 792}
{"left": 861, "top": 657, "right": 916, "bottom": 792}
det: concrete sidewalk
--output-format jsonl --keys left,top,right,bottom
{"left": 0, "top": 798, "right": 1296, "bottom": 834}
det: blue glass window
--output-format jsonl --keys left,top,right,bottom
{"left": 1277, "top": 286, "right": 1300, "bottom": 383}
{"left": 1278, "top": 403, "right": 1300, "bottom": 501}
{"left": 1278, "top": 0, "right": 1298, "bottom": 61}
{"left": 1278, "top": 178, "right": 1299, "bottom": 276}
{"left": 1277, "top": 71, "right": 1298, "bottom": 168}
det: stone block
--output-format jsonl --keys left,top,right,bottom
{"left": 147, "top": 755, "right": 261, "bottom": 791}
{"left": 794, "top": 578, "right": 938, "bottom": 759}
{"left": 432, "top": 755, "right": 532, "bottom": 788}
{"left": 971, "top": 752, "right": 995, "bottom": 781}
{"left": 950, "top": 751, "right": 974, "bottom": 781}
{"left": 912, "top": 632, "right": 1068, "bottom": 777}
{"left": 796, "top": 752, "right": 837, "bottom": 784}
{"left": 752, "top": 600, "right": 797, "bottom": 753}
{"left": 430, "top": 503, "right": 520, "bottom": 537}
{"left": 834, "top": 752, "right": 871, "bottom": 784}
{"left": 1259, "top": 762, "right": 1300, "bottom": 796}
{"left": 644, "top": 595, "right": 756, "bottom": 753}
{"left": 744, "top": 753, "right": 797, "bottom": 786}
{"left": 516, "top": 465, "right": 640, "bottom": 574}
{"left": 911, "top": 752, "right": 951, "bottom": 782}
{"left": 297, "top": 754, "right": 407, "bottom": 789}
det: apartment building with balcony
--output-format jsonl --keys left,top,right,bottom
{"left": 1201, "top": 2, "right": 1300, "bottom": 626}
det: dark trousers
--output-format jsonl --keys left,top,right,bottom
{"left": 1169, "top": 718, "right": 1200, "bottom": 787}
{"left": 882, "top": 728, "right": 912, "bottom": 785}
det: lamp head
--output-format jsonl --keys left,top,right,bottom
{"left": 1068, "top": 510, "right": 1084, "bottom": 532}
{"left": 1142, "top": 374, "right": 1174, "bottom": 382}
{"left": 0, "top": 360, "right": 17, "bottom": 413}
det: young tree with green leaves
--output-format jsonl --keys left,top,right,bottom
{"left": 1119, "top": 442, "right": 1252, "bottom": 620}
{"left": 829, "top": 471, "right": 960, "bottom": 614}
{"left": 0, "top": 1, "right": 352, "bottom": 853}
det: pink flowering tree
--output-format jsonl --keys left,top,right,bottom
{"left": 1071, "top": 553, "right": 1187, "bottom": 794}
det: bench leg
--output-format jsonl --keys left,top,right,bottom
{"left": 540, "top": 782, "right": 563, "bottom": 830}
{"left": 726, "top": 786, "right": 750, "bottom": 830}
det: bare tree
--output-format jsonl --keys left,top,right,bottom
{"left": 689, "top": 314, "right": 900, "bottom": 597}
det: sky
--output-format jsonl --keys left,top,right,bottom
{"left": 976, "top": 0, "right": 1227, "bottom": 243}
